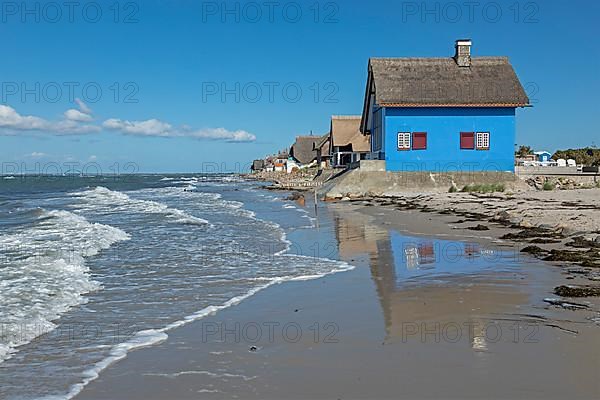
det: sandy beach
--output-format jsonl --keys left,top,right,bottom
{"left": 75, "top": 191, "right": 600, "bottom": 400}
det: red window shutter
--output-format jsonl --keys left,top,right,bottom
{"left": 460, "top": 132, "right": 475, "bottom": 149}
{"left": 412, "top": 132, "right": 427, "bottom": 150}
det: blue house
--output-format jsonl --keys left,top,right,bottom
{"left": 534, "top": 151, "right": 552, "bottom": 163}
{"left": 360, "top": 40, "right": 530, "bottom": 173}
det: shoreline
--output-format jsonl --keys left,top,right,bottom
{"left": 75, "top": 186, "right": 600, "bottom": 400}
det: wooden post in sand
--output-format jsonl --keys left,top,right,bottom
{"left": 314, "top": 188, "right": 320, "bottom": 230}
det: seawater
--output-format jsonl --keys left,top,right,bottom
{"left": 0, "top": 174, "right": 352, "bottom": 400}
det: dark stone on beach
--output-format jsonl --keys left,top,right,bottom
{"left": 501, "top": 227, "right": 563, "bottom": 241}
{"left": 543, "top": 298, "right": 589, "bottom": 310}
{"left": 580, "top": 259, "right": 600, "bottom": 269}
{"left": 249, "top": 346, "right": 258, "bottom": 352}
{"left": 567, "top": 267, "right": 591, "bottom": 275}
{"left": 539, "top": 224, "right": 556, "bottom": 231}
{"left": 544, "top": 249, "right": 589, "bottom": 263}
{"left": 468, "top": 224, "right": 490, "bottom": 231}
{"left": 495, "top": 210, "right": 511, "bottom": 221}
{"left": 285, "top": 192, "right": 305, "bottom": 201}
{"left": 529, "top": 238, "right": 561, "bottom": 244}
{"left": 521, "top": 246, "right": 548, "bottom": 256}
{"left": 566, "top": 236, "right": 600, "bottom": 249}
{"left": 554, "top": 285, "right": 600, "bottom": 297}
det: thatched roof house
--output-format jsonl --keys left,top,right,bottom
{"left": 331, "top": 116, "right": 370, "bottom": 152}
{"left": 251, "top": 159, "right": 265, "bottom": 171}
{"left": 359, "top": 39, "right": 530, "bottom": 173}
{"left": 290, "top": 136, "right": 320, "bottom": 165}
{"left": 313, "top": 133, "right": 330, "bottom": 154}
{"left": 329, "top": 116, "right": 371, "bottom": 167}
{"left": 313, "top": 133, "right": 332, "bottom": 167}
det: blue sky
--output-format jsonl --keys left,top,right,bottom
{"left": 1, "top": 0, "right": 598, "bottom": 173}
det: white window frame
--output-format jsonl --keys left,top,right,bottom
{"left": 476, "top": 132, "right": 490, "bottom": 150}
{"left": 397, "top": 132, "right": 411, "bottom": 150}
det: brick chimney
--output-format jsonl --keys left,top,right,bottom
{"left": 454, "top": 39, "right": 472, "bottom": 67}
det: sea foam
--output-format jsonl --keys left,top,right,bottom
{"left": 0, "top": 209, "right": 130, "bottom": 364}
{"left": 72, "top": 187, "right": 211, "bottom": 226}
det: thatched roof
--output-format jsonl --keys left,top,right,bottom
{"left": 368, "top": 57, "right": 530, "bottom": 107}
{"left": 290, "top": 136, "right": 320, "bottom": 164}
{"left": 331, "top": 116, "right": 370, "bottom": 152}
{"left": 360, "top": 56, "right": 530, "bottom": 133}
{"left": 252, "top": 159, "right": 265, "bottom": 171}
{"left": 313, "top": 133, "right": 330, "bottom": 151}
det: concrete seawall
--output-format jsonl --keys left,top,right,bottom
{"left": 318, "top": 168, "right": 528, "bottom": 198}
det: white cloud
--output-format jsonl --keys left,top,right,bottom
{"left": 29, "top": 152, "right": 47, "bottom": 158}
{"left": 0, "top": 105, "right": 256, "bottom": 142}
{"left": 103, "top": 118, "right": 173, "bottom": 136}
{"left": 0, "top": 105, "right": 99, "bottom": 135}
{"left": 64, "top": 109, "right": 94, "bottom": 122}
{"left": 52, "top": 119, "right": 101, "bottom": 134}
{"left": 103, "top": 118, "right": 256, "bottom": 142}
{"left": 75, "top": 98, "right": 93, "bottom": 115}
{"left": 65, "top": 98, "right": 93, "bottom": 122}
{"left": 88, "top": 155, "right": 98, "bottom": 161}
{"left": 0, "top": 105, "right": 48, "bottom": 130}
{"left": 189, "top": 128, "right": 256, "bottom": 142}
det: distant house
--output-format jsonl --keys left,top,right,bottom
{"left": 273, "top": 152, "right": 288, "bottom": 172}
{"left": 534, "top": 151, "right": 552, "bottom": 162}
{"left": 329, "top": 116, "right": 371, "bottom": 167}
{"left": 251, "top": 159, "right": 265, "bottom": 172}
{"left": 360, "top": 40, "right": 530, "bottom": 172}
{"left": 313, "top": 133, "right": 331, "bottom": 169}
{"left": 265, "top": 151, "right": 288, "bottom": 172}
{"left": 290, "top": 136, "right": 320, "bottom": 167}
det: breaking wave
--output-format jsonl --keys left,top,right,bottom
{"left": 0, "top": 210, "right": 130, "bottom": 364}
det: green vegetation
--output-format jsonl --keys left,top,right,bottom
{"left": 515, "top": 145, "right": 534, "bottom": 157}
{"left": 543, "top": 182, "right": 555, "bottom": 191}
{"left": 448, "top": 185, "right": 458, "bottom": 193}
{"left": 552, "top": 147, "right": 600, "bottom": 166}
{"left": 461, "top": 183, "right": 505, "bottom": 193}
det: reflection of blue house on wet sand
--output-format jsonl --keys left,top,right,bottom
{"left": 388, "top": 231, "right": 510, "bottom": 284}
{"left": 360, "top": 40, "right": 530, "bottom": 172}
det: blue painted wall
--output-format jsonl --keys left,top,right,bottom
{"left": 377, "top": 107, "right": 517, "bottom": 172}
{"left": 536, "top": 152, "right": 552, "bottom": 162}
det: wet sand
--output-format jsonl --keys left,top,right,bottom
{"left": 76, "top": 200, "right": 600, "bottom": 399}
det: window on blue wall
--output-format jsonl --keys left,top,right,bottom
{"left": 397, "top": 132, "right": 410, "bottom": 150}
{"left": 476, "top": 132, "right": 490, "bottom": 150}
{"left": 412, "top": 132, "right": 427, "bottom": 150}
{"left": 460, "top": 132, "right": 475, "bottom": 149}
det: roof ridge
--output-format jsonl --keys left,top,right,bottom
{"left": 370, "top": 57, "right": 451, "bottom": 61}
{"left": 370, "top": 56, "right": 508, "bottom": 62}
{"left": 332, "top": 115, "right": 361, "bottom": 119}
